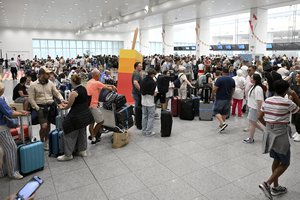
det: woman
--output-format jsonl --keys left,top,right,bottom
{"left": 178, "top": 65, "right": 194, "bottom": 100}
{"left": 244, "top": 74, "right": 265, "bottom": 143}
{"left": 57, "top": 74, "right": 94, "bottom": 161}
{"left": 292, "top": 71, "right": 300, "bottom": 142}
{"left": 0, "top": 82, "right": 29, "bottom": 179}
{"left": 165, "top": 70, "right": 174, "bottom": 109}
{"left": 232, "top": 69, "right": 246, "bottom": 117}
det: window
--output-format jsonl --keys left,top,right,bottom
{"left": 32, "top": 39, "right": 124, "bottom": 58}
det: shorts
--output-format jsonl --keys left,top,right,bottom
{"left": 90, "top": 107, "right": 104, "bottom": 123}
{"left": 270, "top": 149, "right": 290, "bottom": 166}
{"left": 155, "top": 93, "right": 166, "bottom": 104}
{"left": 213, "top": 100, "right": 231, "bottom": 116}
{"left": 37, "top": 109, "right": 50, "bottom": 124}
{"left": 14, "top": 97, "right": 26, "bottom": 103}
{"left": 247, "top": 108, "right": 258, "bottom": 122}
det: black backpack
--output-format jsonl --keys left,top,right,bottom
{"left": 173, "top": 74, "right": 184, "bottom": 89}
{"left": 157, "top": 75, "right": 170, "bottom": 93}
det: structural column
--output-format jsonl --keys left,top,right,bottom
{"left": 162, "top": 24, "right": 174, "bottom": 55}
{"left": 139, "top": 28, "right": 150, "bottom": 56}
{"left": 195, "top": 18, "right": 210, "bottom": 58}
{"left": 248, "top": 7, "right": 268, "bottom": 55}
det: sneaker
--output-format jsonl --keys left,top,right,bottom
{"left": 292, "top": 132, "right": 299, "bottom": 139}
{"left": 12, "top": 171, "right": 23, "bottom": 180}
{"left": 219, "top": 123, "right": 228, "bottom": 132}
{"left": 44, "top": 142, "right": 49, "bottom": 151}
{"left": 243, "top": 138, "right": 255, "bottom": 144}
{"left": 259, "top": 182, "right": 273, "bottom": 200}
{"left": 88, "top": 135, "right": 92, "bottom": 140}
{"left": 57, "top": 155, "right": 73, "bottom": 161}
{"left": 243, "top": 127, "right": 249, "bottom": 132}
{"left": 271, "top": 185, "right": 287, "bottom": 196}
{"left": 101, "top": 128, "right": 109, "bottom": 134}
{"left": 78, "top": 150, "right": 87, "bottom": 157}
{"left": 145, "top": 132, "right": 156, "bottom": 137}
{"left": 91, "top": 137, "right": 101, "bottom": 144}
{"left": 294, "top": 134, "right": 300, "bottom": 142}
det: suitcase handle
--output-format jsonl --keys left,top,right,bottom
{"left": 19, "top": 115, "right": 33, "bottom": 144}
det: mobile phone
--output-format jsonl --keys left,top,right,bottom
{"left": 15, "top": 176, "right": 43, "bottom": 200}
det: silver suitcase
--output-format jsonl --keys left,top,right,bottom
{"left": 199, "top": 101, "right": 214, "bottom": 121}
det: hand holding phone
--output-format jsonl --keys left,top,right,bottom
{"left": 14, "top": 176, "right": 43, "bottom": 200}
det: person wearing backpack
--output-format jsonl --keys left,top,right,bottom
{"left": 177, "top": 65, "right": 194, "bottom": 100}
{"left": 197, "top": 67, "right": 213, "bottom": 101}
{"left": 154, "top": 67, "right": 170, "bottom": 111}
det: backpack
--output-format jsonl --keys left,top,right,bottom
{"left": 173, "top": 74, "right": 184, "bottom": 89}
{"left": 197, "top": 73, "right": 210, "bottom": 88}
{"left": 156, "top": 75, "right": 169, "bottom": 93}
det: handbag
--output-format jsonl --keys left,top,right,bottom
{"left": 4, "top": 116, "right": 19, "bottom": 128}
{"left": 112, "top": 131, "right": 129, "bottom": 149}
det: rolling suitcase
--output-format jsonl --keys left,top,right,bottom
{"left": 114, "top": 94, "right": 127, "bottom": 110}
{"left": 134, "top": 106, "right": 142, "bottom": 130}
{"left": 117, "top": 116, "right": 134, "bottom": 130}
{"left": 171, "top": 96, "right": 181, "bottom": 117}
{"left": 199, "top": 101, "right": 214, "bottom": 121}
{"left": 49, "top": 110, "right": 66, "bottom": 157}
{"left": 179, "top": 99, "right": 194, "bottom": 120}
{"left": 192, "top": 96, "right": 200, "bottom": 116}
{"left": 115, "top": 105, "right": 134, "bottom": 123}
{"left": 161, "top": 110, "right": 172, "bottom": 137}
{"left": 18, "top": 115, "right": 44, "bottom": 175}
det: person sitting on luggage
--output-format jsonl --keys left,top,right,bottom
{"left": 28, "top": 66, "right": 65, "bottom": 151}
{"left": 178, "top": 65, "right": 194, "bottom": 100}
{"left": 86, "top": 69, "right": 117, "bottom": 144}
{"left": 140, "top": 68, "right": 157, "bottom": 136}
{"left": 12, "top": 77, "right": 30, "bottom": 111}
{"left": 0, "top": 82, "right": 29, "bottom": 180}
{"left": 57, "top": 74, "right": 94, "bottom": 161}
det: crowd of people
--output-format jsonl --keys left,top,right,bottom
{"left": 0, "top": 53, "right": 300, "bottom": 200}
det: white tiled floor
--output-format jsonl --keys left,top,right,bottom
{"left": 1, "top": 79, "right": 300, "bottom": 200}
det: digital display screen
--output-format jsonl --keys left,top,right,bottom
{"left": 238, "top": 44, "right": 245, "bottom": 49}
{"left": 225, "top": 45, "right": 232, "bottom": 50}
{"left": 217, "top": 45, "right": 223, "bottom": 50}
{"left": 266, "top": 43, "right": 273, "bottom": 49}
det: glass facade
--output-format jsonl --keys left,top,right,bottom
{"left": 32, "top": 39, "right": 124, "bottom": 59}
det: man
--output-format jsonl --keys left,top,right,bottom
{"left": 132, "top": 62, "right": 143, "bottom": 108}
{"left": 140, "top": 68, "right": 157, "bottom": 136}
{"left": 258, "top": 79, "right": 300, "bottom": 200}
{"left": 12, "top": 77, "right": 29, "bottom": 111}
{"left": 28, "top": 66, "right": 65, "bottom": 150}
{"left": 213, "top": 67, "right": 235, "bottom": 132}
{"left": 86, "top": 69, "right": 116, "bottom": 144}
{"left": 9, "top": 57, "right": 18, "bottom": 80}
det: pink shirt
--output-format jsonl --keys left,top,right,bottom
{"left": 86, "top": 79, "right": 105, "bottom": 108}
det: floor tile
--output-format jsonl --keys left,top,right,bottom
{"left": 181, "top": 168, "right": 230, "bottom": 195}
{"left": 48, "top": 157, "right": 87, "bottom": 176}
{"left": 190, "top": 150, "right": 227, "bottom": 167}
{"left": 100, "top": 173, "right": 146, "bottom": 199}
{"left": 134, "top": 164, "right": 177, "bottom": 187}
{"left": 172, "top": 141, "right": 206, "bottom": 155}
{"left": 113, "top": 188, "right": 158, "bottom": 200}
{"left": 89, "top": 158, "right": 130, "bottom": 181}
{"left": 163, "top": 156, "right": 204, "bottom": 176}
{"left": 148, "top": 146, "right": 184, "bottom": 163}
{"left": 120, "top": 152, "right": 160, "bottom": 171}
{"left": 57, "top": 183, "right": 108, "bottom": 200}
{"left": 150, "top": 178, "right": 200, "bottom": 200}
{"left": 52, "top": 168, "right": 96, "bottom": 193}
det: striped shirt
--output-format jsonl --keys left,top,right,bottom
{"left": 262, "top": 96, "right": 299, "bottom": 124}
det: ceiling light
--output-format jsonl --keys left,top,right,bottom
{"left": 144, "top": 5, "right": 149, "bottom": 14}
{"left": 125, "top": 3, "right": 128, "bottom": 6}
{"left": 115, "top": 7, "right": 118, "bottom": 10}
{"left": 51, "top": 0, "right": 55, "bottom": 3}
{"left": 74, "top": 3, "right": 78, "bottom": 6}
{"left": 0, "top": 2, "right": 2, "bottom": 4}
{"left": 24, "top": 4, "right": 28, "bottom": 6}
{"left": 211, "top": 0, "right": 215, "bottom": 3}
{"left": 105, "top": 0, "right": 108, "bottom": 3}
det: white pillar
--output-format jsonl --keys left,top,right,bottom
{"left": 195, "top": 18, "right": 210, "bottom": 58}
{"left": 140, "top": 29, "right": 150, "bottom": 56}
{"left": 162, "top": 24, "right": 174, "bottom": 55}
{"left": 249, "top": 8, "right": 268, "bottom": 55}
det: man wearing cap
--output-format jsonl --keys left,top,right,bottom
{"left": 28, "top": 66, "right": 65, "bottom": 150}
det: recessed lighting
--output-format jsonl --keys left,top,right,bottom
{"left": 74, "top": 3, "right": 78, "bottom": 6}
{"left": 69, "top": 7, "right": 72, "bottom": 10}
{"left": 211, "top": 0, "right": 215, "bottom": 3}
{"left": 51, "top": 0, "right": 55, "bottom": 3}
{"left": 105, "top": 0, "right": 108, "bottom": 3}
{"left": 24, "top": 4, "right": 28, "bottom": 6}
{"left": 115, "top": 7, "right": 118, "bottom": 10}
{"left": 125, "top": 2, "right": 128, "bottom": 6}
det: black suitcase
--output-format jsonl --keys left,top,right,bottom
{"left": 115, "top": 105, "right": 134, "bottom": 122}
{"left": 161, "top": 110, "right": 172, "bottom": 137}
{"left": 179, "top": 99, "right": 194, "bottom": 120}
{"left": 134, "top": 106, "right": 142, "bottom": 130}
{"left": 192, "top": 96, "right": 200, "bottom": 116}
{"left": 117, "top": 116, "right": 134, "bottom": 130}
{"left": 114, "top": 94, "right": 127, "bottom": 109}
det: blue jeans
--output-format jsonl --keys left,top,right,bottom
{"left": 142, "top": 105, "right": 155, "bottom": 135}
{"left": 132, "top": 93, "right": 141, "bottom": 108}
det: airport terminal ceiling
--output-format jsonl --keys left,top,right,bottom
{"left": 1, "top": 0, "right": 300, "bottom": 33}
